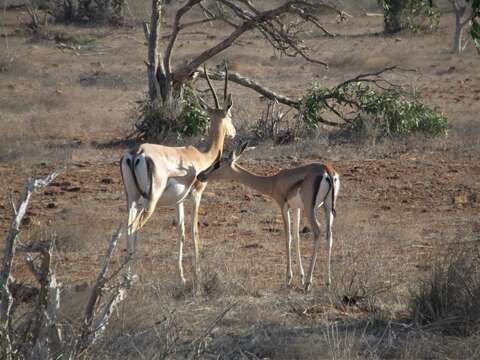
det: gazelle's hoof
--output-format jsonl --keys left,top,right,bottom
{"left": 300, "top": 275, "right": 305, "bottom": 286}
{"left": 286, "top": 274, "right": 293, "bottom": 287}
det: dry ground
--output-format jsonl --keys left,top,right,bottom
{"left": 1, "top": 2, "right": 480, "bottom": 359}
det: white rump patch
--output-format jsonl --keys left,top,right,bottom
{"left": 133, "top": 153, "right": 150, "bottom": 197}
{"left": 315, "top": 175, "right": 331, "bottom": 209}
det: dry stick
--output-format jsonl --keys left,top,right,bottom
{"left": 0, "top": 168, "right": 62, "bottom": 360}
{"left": 30, "top": 239, "right": 62, "bottom": 359}
{"left": 189, "top": 302, "right": 238, "bottom": 359}
{"left": 75, "top": 224, "right": 133, "bottom": 356}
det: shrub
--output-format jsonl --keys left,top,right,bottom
{"left": 53, "top": 31, "right": 97, "bottom": 46}
{"left": 379, "top": 0, "right": 440, "bottom": 34}
{"left": 409, "top": 248, "right": 480, "bottom": 336}
{"left": 176, "top": 88, "right": 210, "bottom": 138}
{"left": 301, "top": 81, "right": 448, "bottom": 138}
{"left": 135, "top": 88, "right": 209, "bottom": 142}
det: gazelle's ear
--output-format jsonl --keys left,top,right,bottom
{"left": 232, "top": 142, "right": 247, "bottom": 162}
{"left": 225, "top": 94, "right": 233, "bottom": 113}
{"left": 237, "top": 141, "right": 248, "bottom": 156}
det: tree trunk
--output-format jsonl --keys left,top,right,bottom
{"left": 145, "top": 0, "right": 162, "bottom": 102}
{"left": 453, "top": 10, "right": 464, "bottom": 53}
{"left": 384, "top": 0, "right": 407, "bottom": 34}
{"left": 145, "top": 0, "right": 181, "bottom": 105}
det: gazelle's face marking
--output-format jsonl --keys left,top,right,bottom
{"left": 202, "top": 104, "right": 236, "bottom": 139}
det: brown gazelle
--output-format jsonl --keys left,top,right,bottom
{"left": 197, "top": 144, "right": 340, "bottom": 292}
{"left": 120, "top": 65, "right": 235, "bottom": 292}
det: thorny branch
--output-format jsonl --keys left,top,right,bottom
{"left": 167, "top": 0, "right": 338, "bottom": 83}
{"left": 0, "top": 168, "right": 134, "bottom": 359}
{"left": 0, "top": 168, "right": 62, "bottom": 360}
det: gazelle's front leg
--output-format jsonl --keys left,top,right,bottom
{"left": 191, "top": 181, "right": 206, "bottom": 294}
{"left": 281, "top": 204, "right": 293, "bottom": 286}
{"left": 292, "top": 208, "right": 305, "bottom": 285}
{"left": 176, "top": 202, "right": 186, "bottom": 284}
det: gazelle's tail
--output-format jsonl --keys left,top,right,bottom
{"left": 324, "top": 165, "right": 337, "bottom": 216}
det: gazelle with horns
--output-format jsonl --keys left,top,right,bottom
{"left": 197, "top": 144, "right": 340, "bottom": 292}
{"left": 120, "top": 65, "right": 235, "bottom": 292}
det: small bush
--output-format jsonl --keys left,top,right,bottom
{"left": 301, "top": 82, "right": 448, "bottom": 138}
{"left": 135, "top": 88, "right": 209, "bottom": 142}
{"left": 48, "top": 0, "right": 125, "bottom": 24}
{"left": 251, "top": 100, "right": 298, "bottom": 144}
{"left": 409, "top": 248, "right": 480, "bottom": 336}
{"left": 176, "top": 88, "right": 210, "bottom": 138}
{"left": 0, "top": 51, "right": 15, "bottom": 73}
{"left": 53, "top": 31, "right": 97, "bottom": 46}
{"left": 379, "top": 0, "right": 440, "bottom": 34}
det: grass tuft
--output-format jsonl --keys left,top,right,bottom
{"left": 409, "top": 247, "right": 480, "bottom": 336}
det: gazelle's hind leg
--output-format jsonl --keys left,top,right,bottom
{"left": 281, "top": 204, "right": 293, "bottom": 286}
{"left": 191, "top": 181, "right": 206, "bottom": 294}
{"left": 324, "top": 205, "right": 334, "bottom": 287}
{"left": 303, "top": 175, "right": 331, "bottom": 292}
{"left": 176, "top": 202, "right": 186, "bottom": 284}
{"left": 304, "top": 206, "right": 321, "bottom": 292}
{"left": 121, "top": 156, "right": 142, "bottom": 260}
{"left": 292, "top": 208, "right": 305, "bottom": 285}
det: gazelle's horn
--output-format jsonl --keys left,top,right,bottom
{"left": 223, "top": 62, "right": 228, "bottom": 103}
{"left": 204, "top": 63, "right": 219, "bottom": 109}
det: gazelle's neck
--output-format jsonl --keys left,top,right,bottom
{"left": 205, "top": 121, "right": 226, "bottom": 162}
{"left": 229, "top": 164, "right": 274, "bottom": 198}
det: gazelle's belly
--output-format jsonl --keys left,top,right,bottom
{"left": 157, "top": 178, "right": 192, "bottom": 205}
{"left": 287, "top": 188, "right": 303, "bottom": 210}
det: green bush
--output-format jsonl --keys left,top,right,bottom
{"left": 301, "top": 82, "right": 448, "bottom": 137}
{"left": 379, "top": 0, "right": 440, "bottom": 34}
{"left": 176, "top": 88, "right": 209, "bottom": 138}
{"left": 136, "top": 88, "right": 209, "bottom": 142}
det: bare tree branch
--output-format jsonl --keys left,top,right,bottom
{"left": 164, "top": 0, "right": 202, "bottom": 77}
{"left": 198, "top": 68, "right": 301, "bottom": 108}
{"left": 75, "top": 225, "right": 133, "bottom": 356}
{"left": 0, "top": 168, "right": 62, "bottom": 360}
{"left": 174, "top": 0, "right": 332, "bottom": 83}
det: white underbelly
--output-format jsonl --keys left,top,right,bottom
{"left": 158, "top": 178, "right": 192, "bottom": 205}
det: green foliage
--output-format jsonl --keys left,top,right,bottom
{"left": 302, "top": 83, "right": 331, "bottom": 129}
{"left": 301, "top": 82, "right": 448, "bottom": 137}
{"left": 176, "top": 88, "right": 210, "bottom": 138}
{"left": 136, "top": 87, "right": 209, "bottom": 142}
{"left": 468, "top": 0, "right": 480, "bottom": 44}
{"left": 379, "top": 0, "right": 440, "bottom": 33}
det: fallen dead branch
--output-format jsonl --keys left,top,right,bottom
{"left": 0, "top": 169, "right": 134, "bottom": 360}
